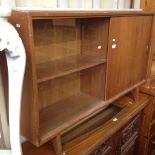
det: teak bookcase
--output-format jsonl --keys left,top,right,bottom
{"left": 9, "top": 10, "right": 153, "bottom": 151}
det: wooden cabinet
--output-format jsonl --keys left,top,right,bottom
{"left": 120, "top": 142, "right": 137, "bottom": 155}
{"left": 120, "top": 115, "right": 140, "bottom": 155}
{"left": 7, "top": 10, "right": 153, "bottom": 153}
{"left": 148, "top": 134, "right": 155, "bottom": 155}
{"left": 90, "top": 139, "right": 114, "bottom": 155}
{"left": 21, "top": 94, "right": 151, "bottom": 155}
{"left": 106, "top": 16, "right": 152, "bottom": 99}
{"left": 140, "top": 5, "right": 155, "bottom": 154}
{"left": 140, "top": 15, "right": 155, "bottom": 88}
{"left": 137, "top": 94, "right": 155, "bottom": 155}
{"left": 91, "top": 114, "right": 141, "bottom": 155}
{"left": 61, "top": 94, "right": 149, "bottom": 155}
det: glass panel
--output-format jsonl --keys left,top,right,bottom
{"left": 33, "top": 18, "right": 109, "bottom": 64}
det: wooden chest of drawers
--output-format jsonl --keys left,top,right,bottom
{"left": 137, "top": 90, "right": 155, "bottom": 155}
{"left": 87, "top": 113, "right": 141, "bottom": 155}
{"left": 61, "top": 94, "right": 150, "bottom": 155}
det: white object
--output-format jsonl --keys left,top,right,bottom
{"left": 113, "top": 118, "right": 118, "bottom": 122}
{"left": 0, "top": 68, "right": 10, "bottom": 149}
{"left": 93, "top": 0, "right": 100, "bottom": 9}
{"left": 101, "top": 0, "right": 118, "bottom": 9}
{"left": 133, "top": 0, "right": 141, "bottom": 9}
{"left": 129, "top": 101, "right": 133, "bottom": 104}
{"left": 69, "top": 0, "right": 82, "bottom": 8}
{"left": 118, "top": 0, "right": 131, "bottom": 9}
{"left": 82, "top": 0, "right": 93, "bottom": 8}
{"left": 97, "top": 45, "right": 102, "bottom": 49}
{"left": 0, "top": 19, "right": 26, "bottom": 155}
{"left": 69, "top": 0, "right": 92, "bottom": 8}
{"left": 1, "top": 0, "right": 15, "bottom": 8}
{"left": 0, "top": 0, "right": 15, "bottom": 16}
{"left": 58, "top": 0, "right": 68, "bottom": 8}
{"left": 16, "top": 0, "right": 57, "bottom": 8}
{"left": 15, "top": 0, "right": 25, "bottom": 7}
{"left": 112, "top": 43, "right": 117, "bottom": 49}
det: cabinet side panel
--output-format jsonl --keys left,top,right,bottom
{"left": 137, "top": 98, "right": 153, "bottom": 155}
{"left": 9, "top": 12, "right": 40, "bottom": 146}
{"left": 145, "top": 16, "right": 155, "bottom": 84}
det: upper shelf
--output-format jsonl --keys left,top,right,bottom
{"left": 37, "top": 54, "right": 106, "bottom": 83}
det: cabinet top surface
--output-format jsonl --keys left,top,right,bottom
{"left": 12, "top": 9, "right": 154, "bottom": 18}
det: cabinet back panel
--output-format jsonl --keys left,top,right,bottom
{"left": 81, "top": 18, "right": 109, "bottom": 57}
{"left": 33, "top": 18, "right": 109, "bottom": 64}
{"left": 38, "top": 64, "right": 105, "bottom": 109}
{"left": 81, "top": 64, "right": 105, "bottom": 100}
{"left": 33, "top": 19, "right": 81, "bottom": 64}
{"left": 38, "top": 73, "right": 80, "bottom": 109}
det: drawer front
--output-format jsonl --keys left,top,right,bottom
{"left": 120, "top": 137, "right": 137, "bottom": 155}
{"left": 90, "top": 139, "right": 113, "bottom": 155}
{"left": 121, "top": 115, "right": 140, "bottom": 151}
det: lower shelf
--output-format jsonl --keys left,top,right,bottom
{"left": 40, "top": 93, "right": 106, "bottom": 144}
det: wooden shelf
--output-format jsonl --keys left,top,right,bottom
{"left": 40, "top": 93, "right": 105, "bottom": 144}
{"left": 37, "top": 54, "right": 106, "bottom": 83}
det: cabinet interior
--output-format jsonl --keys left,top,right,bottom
{"left": 32, "top": 18, "right": 110, "bottom": 143}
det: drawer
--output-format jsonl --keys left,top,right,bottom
{"left": 120, "top": 136, "right": 137, "bottom": 155}
{"left": 90, "top": 139, "right": 113, "bottom": 155}
{"left": 121, "top": 115, "right": 140, "bottom": 151}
